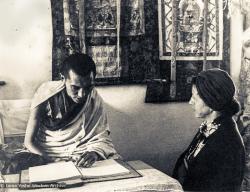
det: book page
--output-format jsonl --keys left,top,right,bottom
{"left": 78, "top": 159, "right": 130, "bottom": 179}
{"left": 29, "top": 161, "right": 81, "bottom": 183}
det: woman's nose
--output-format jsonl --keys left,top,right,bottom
{"left": 77, "top": 88, "right": 84, "bottom": 98}
{"left": 189, "top": 96, "right": 194, "bottom": 105}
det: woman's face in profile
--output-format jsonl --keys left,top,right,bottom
{"left": 189, "top": 85, "right": 211, "bottom": 118}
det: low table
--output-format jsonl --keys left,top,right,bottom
{"left": 2, "top": 160, "right": 183, "bottom": 192}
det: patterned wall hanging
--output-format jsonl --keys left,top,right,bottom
{"left": 51, "top": 0, "right": 159, "bottom": 84}
{"left": 85, "top": 0, "right": 121, "bottom": 79}
{"left": 158, "top": 0, "right": 223, "bottom": 60}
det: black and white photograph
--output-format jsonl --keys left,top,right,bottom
{"left": 0, "top": 0, "right": 249, "bottom": 191}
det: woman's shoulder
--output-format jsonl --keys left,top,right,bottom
{"left": 213, "top": 115, "right": 239, "bottom": 136}
{"left": 210, "top": 116, "right": 245, "bottom": 153}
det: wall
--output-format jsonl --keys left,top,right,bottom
{"left": 0, "top": 0, "right": 52, "bottom": 100}
{"left": 97, "top": 85, "right": 201, "bottom": 174}
{"left": 230, "top": 7, "right": 244, "bottom": 86}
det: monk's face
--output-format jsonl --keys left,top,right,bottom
{"left": 189, "top": 85, "right": 211, "bottom": 118}
{"left": 65, "top": 70, "right": 94, "bottom": 104}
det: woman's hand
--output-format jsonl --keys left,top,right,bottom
{"left": 76, "top": 151, "right": 98, "bottom": 168}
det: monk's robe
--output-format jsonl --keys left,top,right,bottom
{"left": 31, "top": 80, "right": 119, "bottom": 161}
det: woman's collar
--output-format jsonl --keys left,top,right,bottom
{"left": 199, "top": 120, "right": 220, "bottom": 138}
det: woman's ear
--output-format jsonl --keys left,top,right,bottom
{"left": 90, "top": 72, "right": 95, "bottom": 84}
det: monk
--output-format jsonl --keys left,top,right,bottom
{"left": 2, "top": 53, "right": 119, "bottom": 174}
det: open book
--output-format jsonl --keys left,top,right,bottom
{"left": 27, "top": 159, "right": 136, "bottom": 184}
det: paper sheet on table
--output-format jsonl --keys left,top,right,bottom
{"left": 78, "top": 159, "right": 130, "bottom": 178}
{"left": 29, "top": 161, "right": 81, "bottom": 183}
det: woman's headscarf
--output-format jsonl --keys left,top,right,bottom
{"left": 194, "top": 68, "right": 238, "bottom": 113}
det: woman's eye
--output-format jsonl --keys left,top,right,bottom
{"left": 71, "top": 86, "right": 79, "bottom": 91}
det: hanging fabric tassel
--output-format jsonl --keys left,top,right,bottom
{"left": 117, "top": 0, "right": 121, "bottom": 76}
{"left": 170, "top": 0, "right": 177, "bottom": 99}
{"left": 63, "top": 0, "right": 71, "bottom": 36}
{"left": 78, "top": 0, "right": 86, "bottom": 54}
{"left": 0, "top": 117, "right": 4, "bottom": 144}
{"left": 203, "top": 0, "right": 208, "bottom": 71}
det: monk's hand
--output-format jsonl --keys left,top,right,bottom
{"left": 76, "top": 151, "right": 98, "bottom": 168}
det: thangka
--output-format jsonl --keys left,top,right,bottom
{"left": 85, "top": 0, "right": 118, "bottom": 37}
{"left": 158, "top": 0, "right": 223, "bottom": 60}
{"left": 87, "top": 46, "right": 121, "bottom": 78}
{"left": 85, "top": 0, "right": 121, "bottom": 79}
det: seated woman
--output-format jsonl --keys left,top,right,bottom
{"left": 173, "top": 68, "right": 245, "bottom": 191}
